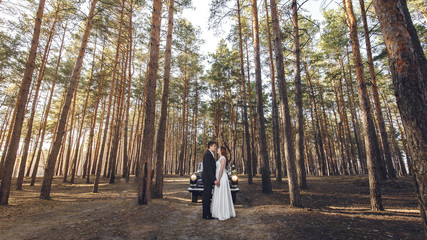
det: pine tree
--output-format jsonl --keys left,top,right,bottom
{"left": 40, "top": 0, "right": 98, "bottom": 200}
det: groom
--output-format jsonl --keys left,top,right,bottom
{"left": 202, "top": 141, "right": 219, "bottom": 219}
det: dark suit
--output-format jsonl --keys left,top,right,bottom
{"left": 202, "top": 149, "right": 216, "bottom": 218}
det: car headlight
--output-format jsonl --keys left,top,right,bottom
{"left": 191, "top": 174, "right": 197, "bottom": 181}
{"left": 231, "top": 175, "right": 238, "bottom": 182}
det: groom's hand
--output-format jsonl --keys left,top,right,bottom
{"left": 214, "top": 180, "right": 220, "bottom": 186}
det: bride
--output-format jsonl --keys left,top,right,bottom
{"left": 211, "top": 146, "right": 236, "bottom": 220}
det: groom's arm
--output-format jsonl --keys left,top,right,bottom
{"left": 203, "top": 152, "right": 214, "bottom": 183}
{"left": 210, "top": 155, "right": 220, "bottom": 186}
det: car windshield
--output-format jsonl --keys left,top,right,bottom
{"left": 197, "top": 162, "right": 203, "bottom": 172}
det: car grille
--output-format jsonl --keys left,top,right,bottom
{"left": 196, "top": 179, "right": 204, "bottom": 188}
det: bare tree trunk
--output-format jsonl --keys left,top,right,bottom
{"left": 153, "top": 0, "right": 174, "bottom": 198}
{"left": 39, "top": 0, "right": 98, "bottom": 200}
{"left": 263, "top": 0, "right": 281, "bottom": 183}
{"left": 251, "top": 0, "right": 272, "bottom": 194}
{"left": 341, "top": 51, "right": 366, "bottom": 173}
{"left": 237, "top": 0, "right": 252, "bottom": 184}
{"left": 0, "top": 107, "right": 12, "bottom": 160}
{"left": 270, "top": 0, "right": 301, "bottom": 207}
{"left": 56, "top": 138, "right": 66, "bottom": 176}
{"left": 383, "top": 97, "right": 407, "bottom": 176}
{"left": 122, "top": 0, "right": 133, "bottom": 182}
{"left": 292, "top": 0, "right": 306, "bottom": 188}
{"left": 330, "top": 103, "right": 342, "bottom": 175}
{"left": 62, "top": 93, "right": 76, "bottom": 183}
{"left": 0, "top": 0, "right": 46, "bottom": 205}
{"left": 344, "top": 0, "right": 384, "bottom": 211}
{"left": 304, "top": 121, "right": 315, "bottom": 175}
{"left": 192, "top": 79, "right": 199, "bottom": 173}
{"left": 85, "top": 38, "right": 105, "bottom": 183}
{"left": 334, "top": 69, "right": 352, "bottom": 174}
{"left": 45, "top": 92, "right": 66, "bottom": 177}
{"left": 371, "top": 0, "right": 427, "bottom": 232}
{"left": 178, "top": 55, "right": 188, "bottom": 176}
{"left": 359, "top": 0, "right": 396, "bottom": 180}
{"left": 108, "top": 0, "right": 126, "bottom": 184}
{"left": 138, "top": 0, "right": 162, "bottom": 205}
{"left": 92, "top": 100, "right": 106, "bottom": 178}
{"left": 0, "top": 106, "right": 16, "bottom": 180}
{"left": 16, "top": 15, "right": 59, "bottom": 190}
{"left": 245, "top": 37, "right": 257, "bottom": 178}
{"left": 318, "top": 90, "right": 333, "bottom": 175}
{"left": 338, "top": 66, "right": 358, "bottom": 173}
{"left": 104, "top": 117, "right": 115, "bottom": 178}
{"left": 93, "top": 0, "right": 125, "bottom": 193}
{"left": 309, "top": 101, "right": 321, "bottom": 175}
{"left": 304, "top": 61, "right": 327, "bottom": 175}
{"left": 71, "top": 31, "right": 98, "bottom": 184}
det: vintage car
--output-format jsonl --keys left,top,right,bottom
{"left": 188, "top": 162, "right": 239, "bottom": 203}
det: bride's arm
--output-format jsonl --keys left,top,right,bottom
{"left": 218, "top": 157, "right": 225, "bottom": 181}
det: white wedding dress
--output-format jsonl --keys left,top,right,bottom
{"left": 211, "top": 156, "right": 236, "bottom": 220}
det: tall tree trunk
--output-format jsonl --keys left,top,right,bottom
{"left": 344, "top": 0, "right": 384, "bottom": 211}
{"left": 270, "top": 0, "right": 301, "bottom": 207}
{"left": 108, "top": 0, "right": 126, "bottom": 185}
{"left": 104, "top": 116, "right": 115, "bottom": 178}
{"left": 0, "top": 106, "right": 17, "bottom": 180}
{"left": 71, "top": 31, "right": 98, "bottom": 184}
{"left": 251, "top": 0, "right": 272, "bottom": 194}
{"left": 332, "top": 79, "right": 344, "bottom": 174}
{"left": 85, "top": 38, "right": 105, "bottom": 183}
{"left": 335, "top": 76, "right": 351, "bottom": 174}
{"left": 153, "top": 0, "right": 174, "bottom": 198}
{"left": 339, "top": 71, "right": 358, "bottom": 174}
{"left": 138, "top": 0, "right": 162, "bottom": 205}
{"left": 383, "top": 98, "right": 407, "bottom": 176}
{"left": 109, "top": 70, "right": 125, "bottom": 184}
{"left": 93, "top": 0, "right": 125, "bottom": 193}
{"left": 304, "top": 121, "right": 315, "bottom": 174}
{"left": 292, "top": 0, "right": 306, "bottom": 188}
{"left": 123, "top": 1, "right": 133, "bottom": 182}
{"left": 0, "top": 0, "right": 46, "bottom": 205}
{"left": 318, "top": 88, "right": 333, "bottom": 175}
{"left": 245, "top": 37, "right": 257, "bottom": 178}
{"left": 359, "top": 0, "right": 396, "bottom": 180}
{"left": 178, "top": 55, "right": 188, "bottom": 176}
{"left": 304, "top": 61, "right": 327, "bottom": 176}
{"left": 62, "top": 92, "right": 76, "bottom": 183}
{"left": 263, "top": 0, "right": 282, "bottom": 183}
{"left": 16, "top": 15, "right": 58, "bottom": 190}
{"left": 341, "top": 53, "right": 366, "bottom": 173}
{"left": 39, "top": 0, "right": 98, "bottom": 200}
{"left": 392, "top": 106, "right": 412, "bottom": 175}
{"left": 371, "top": 0, "right": 427, "bottom": 232}
{"left": 192, "top": 79, "right": 199, "bottom": 173}
{"left": 236, "top": 0, "right": 252, "bottom": 184}
{"left": 0, "top": 107, "right": 12, "bottom": 162}
{"left": 36, "top": 22, "right": 66, "bottom": 179}
{"left": 331, "top": 99, "right": 345, "bottom": 175}
{"left": 309, "top": 100, "right": 321, "bottom": 175}
{"left": 92, "top": 100, "right": 106, "bottom": 177}
{"left": 56, "top": 138, "right": 66, "bottom": 176}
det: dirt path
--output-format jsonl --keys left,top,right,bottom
{"left": 0, "top": 175, "right": 424, "bottom": 239}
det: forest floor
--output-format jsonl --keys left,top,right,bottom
{"left": 0, "top": 174, "right": 424, "bottom": 240}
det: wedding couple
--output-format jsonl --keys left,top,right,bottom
{"left": 202, "top": 141, "right": 236, "bottom": 220}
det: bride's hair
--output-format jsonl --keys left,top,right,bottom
{"left": 220, "top": 146, "right": 228, "bottom": 165}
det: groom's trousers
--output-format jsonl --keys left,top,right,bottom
{"left": 202, "top": 183, "right": 213, "bottom": 217}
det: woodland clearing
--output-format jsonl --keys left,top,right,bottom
{"left": 0, "top": 175, "right": 423, "bottom": 239}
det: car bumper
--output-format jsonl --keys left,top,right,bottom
{"left": 188, "top": 187, "right": 240, "bottom": 192}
